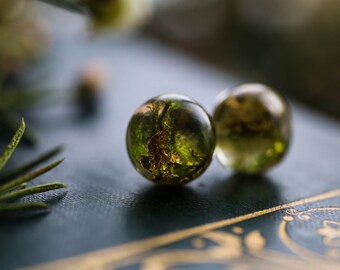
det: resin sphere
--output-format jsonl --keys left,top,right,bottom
{"left": 213, "top": 84, "right": 291, "bottom": 174}
{"left": 126, "top": 94, "right": 216, "bottom": 185}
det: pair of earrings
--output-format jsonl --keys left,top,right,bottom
{"left": 126, "top": 83, "right": 291, "bottom": 185}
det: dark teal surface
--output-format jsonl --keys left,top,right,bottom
{"left": 0, "top": 21, "right": 340, "bottom": 270}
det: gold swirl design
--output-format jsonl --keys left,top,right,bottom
{"left": 279, "top": 207, "right": 340, "bottom": 262}
{"left": 26, "top": 189, "right": 340, "bottom": 270}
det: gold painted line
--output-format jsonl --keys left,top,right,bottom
{"left": 27, "top": 189, "right": 340, "bottom": 270}
{"left": 291, "top": 207, "right": 340, "bottom": 215}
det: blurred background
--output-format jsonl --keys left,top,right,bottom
{"left": 1, "top": 0, "right": 340, "bottom": 144}
{"left": 150, "top": 0, "right": 340, "bottom": 118}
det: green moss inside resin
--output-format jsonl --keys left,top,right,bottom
{"left": 127, "top": 94, "right": 215, "bottom": 185}
{"left": 213, "top": 84, "right": 291, "bottom": 174}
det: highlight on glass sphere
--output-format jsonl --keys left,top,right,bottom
{"left": 126, "top": 94, "right": 216, "bottom": 185}
{"left": 213, "top": 83, "right": 291, "bottom": 174}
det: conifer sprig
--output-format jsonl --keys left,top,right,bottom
{"left": 0, "top": 119, "right": 67, "bottom": 216}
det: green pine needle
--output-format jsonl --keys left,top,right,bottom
{"left": 0, "top": 118, "right": 67, "bottom": 216}
{"left": 0, "top": 202, "right": 49, "bottom": 213}
{"left": 0, "top": 146, "right": 63, "bottom": 184}
{"left": 0, "top": 159, "right": 64, "bottom": 194}
{"left": 0, "top": 183, "right": 66, "bottom": 203}
{"left": 0, "top": 118, "right": 25, "bottom": 171}
{"left": 0, "top": 110, "right": 38, "bottom": 146}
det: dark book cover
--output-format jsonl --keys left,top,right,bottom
{"left": 0, "top": 37, "right": 340, "bottom": 270}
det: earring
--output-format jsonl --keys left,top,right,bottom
{"left": 126, "top": 94, "right": 216, "bottom": 185}
{"left": 213, "top": 83, "right": 291, "bottom": 174}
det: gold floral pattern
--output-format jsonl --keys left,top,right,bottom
{"left": 26, "top": 189, "right": 340, "bottom": 270}
{"left": 318, "top": 220, "right": 340, "bottom": 247}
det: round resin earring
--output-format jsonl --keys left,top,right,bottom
{"left": 126, "top": 94, "right": 216, "bottom": 185}
{"left": 213, "top": 83, "right": 291, "bottom": 174}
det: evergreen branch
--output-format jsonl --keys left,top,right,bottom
{"left": 0, "top": 118, "right": 67, "bottom": 215}
{"left": 0, "top": 159, "right": 64, "bottom": 194}
{"left": 0, "top": 202, "right": 49, "bottom": 213}
{"left": 0, "top": 146, "right": 63, "bottom": 184}
{"left": 0, "top": 119, "right": 25, "bottom": 171}
{"left": 0, "top": 183, "right": 66, "bottom": 203}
